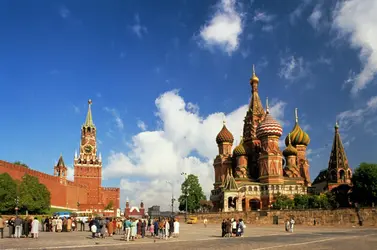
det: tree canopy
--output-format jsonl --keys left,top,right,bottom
{"left": 19, "top": 174, "right": 51, "bottom": 214}
{"left": 178, "top": 174, "right": 206, "bottom": 213}
{"left": 272, "top": 193, "right": 337, "bottom": 210}
{"left": 0, "top": 173, "right": 18, "bottom": 213}
{"left": 13, "top": 161, "right": 29, "bottom": 168}
{"left": 351, "top": 162, "right": 377, "bottom": 206}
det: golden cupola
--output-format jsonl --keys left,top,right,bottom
{"left": 283, "top": 133, "right": 298, "bottom": 157}
{"left": 284, "top": 108, "right": 310, "bottom": 147}
{"left": 233, "top": 136, "right": 247, "bottom": 157}
{"left": 250, "top": 64, "right": 259, "bottom": 84}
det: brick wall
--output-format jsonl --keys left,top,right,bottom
{"left": 176, "top": 208, "right": 377, "bottom": 226}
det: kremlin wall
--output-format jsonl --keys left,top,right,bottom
{"left": 0, "top": 100, "right": 120, "bottom": 215}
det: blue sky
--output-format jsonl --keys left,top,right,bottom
{"left": 1, "top": 0, "right": 377, "bottom": 209}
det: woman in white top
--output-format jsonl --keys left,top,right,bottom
{"left": 173, "top": 219, "right": 180, "bottom": 237}
{"left": 31, "top": 217, "right": 40, "bottom": 238}
{"left": 164, "top": 219, "right": 170, "bottom": 240}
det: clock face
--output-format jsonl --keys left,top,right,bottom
{"left": 84, "top": 145, "right": 92, "bottom": 154}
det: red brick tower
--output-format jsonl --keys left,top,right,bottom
{"left": 327, "top": 122, "right": 352, "bottom": 190}
{"left": 74, "top": 99, "right": 103, "bottom": 205}
{"left": 124, "top": 197, "right": 130, "bottom": 217}
{"left": 242, "top": 65, "right": 266, "bottom": 180}
{"left": 140, "top": 200, "right": 145, "bottom": 216}
{"left": 54, "top": 155, "right": 67, "bottom": 185}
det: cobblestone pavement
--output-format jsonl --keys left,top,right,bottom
{"left": 0, "top": 224, "right": 376, "bottom": 250}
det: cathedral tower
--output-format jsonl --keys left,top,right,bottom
{"left": 256, "top": 98, "right": 284, "bottom": 184}
{"left": 54, "top": 155, "right": 67, "bottom": 184}
{"left": 213, "top": 121, "right": 234, "bottom": 188}
{"left": 327, "top": 122, "right": 352, "bottom": 189}
{"left": 74, "top": 99, "right": 103, "bottom": 204}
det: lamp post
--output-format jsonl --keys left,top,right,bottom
{"left": 166, "top": 181, "right": 175, "bottom": 216}
{"left": 181, "top": 172, "right": 188, "bottom": 222}
{"left": 15, "top": 196, "right": 19, "bottom": 216}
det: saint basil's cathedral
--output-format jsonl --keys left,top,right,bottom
{"left": 210, "top": 66, "right": 353, "bottom": 211}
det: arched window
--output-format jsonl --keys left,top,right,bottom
{"left": 331, "top": 171, "right": 337, "bottom": 181}
{"left": 339, "top": 170, "right": 346, "bottom": 182}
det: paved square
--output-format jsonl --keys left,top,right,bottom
{"left": 0, "top": 224, "right": 376, "bottom": 250}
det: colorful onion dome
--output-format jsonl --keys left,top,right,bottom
{"left": 256, "top": 98, "right": 283, "bottom": 138}
{"left": 233, "top": 137, "right": 246, "bottom": 157}
{"left": 284, "top": 108, "right": 310, "bottom": 147}
{"left": 216, "top": 121, "right": 234, "bottom": 144}
{"left": 283, "top": 133, "right": 298, "bottom": 157}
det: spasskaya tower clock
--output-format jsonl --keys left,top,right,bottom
{"left": 73, "top": 99, "right": 103, "bottom": 204}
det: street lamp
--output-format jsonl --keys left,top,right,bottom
{"left": 15, "top": 196, "right": 19, "bottom": 216}
{"left": 166, "top": 181, "right": 175, "bottom": 216}
{"left": 181, "top": 172, "right": 188, "bottom": 222}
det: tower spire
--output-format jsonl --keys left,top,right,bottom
{"left": 295, "top": 108, "right": 299, "bottom": 123}
{"left": 84, "top": 99, "right": 95, "bottom": 128}
{"left": 288, "top": 132, "right": 291, "bottom": 145}
{"left": 266, "top": 97, "right": 269, "bottom": 114}
{"left": 328, "top": 121, "right": 350, "bottom": 176}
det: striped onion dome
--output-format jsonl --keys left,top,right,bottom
{"left": 216, "top": 123, "right": 234, "bottom": 144}
{"left": 283, "top": 133, "right": 298, "bottom": 157}
{"left": 256, "top": 101, "right": 283, "bottom": 138}
{"left": 284, "top": 108, "right": 310, "bottom": 147}
{"left": 233, "top": 137, "right": 246, "bottom": 157}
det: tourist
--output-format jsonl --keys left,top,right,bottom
{"left": 173, "top": 218, "right": 180, "bottom": 238}
{"left": 137, "top": 219, "right": 142, "bottom": 239}
{"left": 112, "top": 218, "right": 116, "bottom": 235}
{"left": 164, "top": 218, "right": 170, "bottom": 240}
{"left": 72, "top": 218, "right": 77, "bottom": 231}
{"left": 221, "top": 219, "right": 226, "bottom": 237}
{"left": 131, "top": 218, "right": 137, "bottom": 240}
{"left": 203, "top": 218, "right": 208, "bottom": 228}
{"left": 14, "top": 216, "right": 23, "bottom": 238}
{"left": 67, "top": 217, "right": 72, "bottom": 232}
{"left": 285, "top": 219, "right": 290, "bottom": 232}
{"left": 169, "top": 217, "right": 174, "bottom": 238}
{"left": 141, "top": 219, "right": 146, "bottom": 238}
{"left": 124, "top": 217, "right": 131, "bottom": 241}
{"left": 226, "top": 219, "right": 232, "bottom": 237}
{"left": 100, "top": 218, "right": 107, "bottom": 238}
{"left": 23, "top": 217, "right": 30, "bottom": 238}
{"left": 231, "top": 218, "right": 237, "bottom": 237}
{"left": 31, "top": 217, "right": 39, "bottom": 239}
{"left": 289, "top": 217, "right": 295, "bottom": 233}
{"left": 149, "top": 221, "right": 154, "bottom": 237}
{"left": 107, "top": 218, "right": 114, "bottom": 237}
{"left": 52, "top": 217, "right": 57, "bottom": 232}
{"left": 89, "top": 219, "right": 97, "bottom": 238}
{"left": 116, "top": 219, "right": 122, "bottom": 235}
{"left": 0, "top": 215, "right": 4, "bottom": 239}
{"left": 8, "top": 217, "right": 15, "bottom": 238}
{"left": 158, "top": 219, "right": 164, "bottom": 239}
{"left": 239, "top": 219, "right": 245, "bottom": 237}
{"left": 153, "top": 219, "right": 159, "bottom": 237}
{"left": 43, "top": 217, "right": 49, "bottom": 232}
{"left": 56, "top": 217, "right": 63, "bottom": 232}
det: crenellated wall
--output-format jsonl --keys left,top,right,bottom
{"left": 102, "top": 187, "right": 120, "bottom": 209}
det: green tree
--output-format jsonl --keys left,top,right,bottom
{"left": 19, "top": 174, "right": 50, "bottom": 214}
{"left": 352, "top": 162, "right": 377, "bottom": 206}
{"left": 178, "top": 174, "right": 206, "bottom": 213}
{"left": 294, "top": 194, "right": 309, "bottom": 209}
{"left": 0, "top": 173, "right": 18, "bottom": 214}
{"left": 272, "top": 193, "right": 294, "bottom": 210}
{"left": 13, "top": 161, "right": 29, "bottom": 168}
{"left": 104, "top": 200, "right": 114, "bottom": 210}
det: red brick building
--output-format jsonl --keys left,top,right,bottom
{"left": 124, "top": 198, "right": 146, "bottom": 218}
{"left": 0, "top": 100, "right": 120, "bottom": 215}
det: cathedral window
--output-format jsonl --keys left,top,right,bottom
{"left": 339, "top": 170, "right": 346, "bottom": 182}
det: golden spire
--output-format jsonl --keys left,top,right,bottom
{"left": 335, "top": 120, "right": 339, "bottom": 130}
{"left": 84, "top": 99, "right": 95, "bottom": 128}
{"left": 288, "top": 132, "right": 291, "bottom": 145}
{"left": 266, "top": 97, "right": 269, "bottom": 114}
{"left": 251, "top": 64, "right": 259, "bottom": 83}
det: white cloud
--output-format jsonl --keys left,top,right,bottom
{"left": 290, "top": 0, "right": 312, "bottom": 25}
{"left": 73, "top": 105, "right": 80, "bottom": 114}
{"left": 59, "top": 6, "right": 70, "bottom": 19}
{"left": 253, "top": 12, "right": 274, "bottom": 23}
{"left": 308, "top": 4, "right": 322, "bottom": 30}
{"left": 197, "top": 0, "right": 244, "bottom": 55}
{"left": 333, "top": 0, "right": 377, "bottom": 95}
{"left": 278, "top": 55, "right": 308, "bottom": 82}
{"left": 261, "top": 25, "right": 273, "bottom": 32}
{"left": 336, "top": 95, "right": 377, "bottom": 131}
{"left": 137, "top": 120, "right": 147, "bottom": 131}
{"left": 131, "top": 14, "right": 148, "bottom": 38}
{"left": 67, "top": 166, "right": 74, "bottom": 181}
{"left": 103, "top": 90, "right": 286, "bottom": 210}
{"left": 104, "top": 107, "right": 124, "bottom": 130}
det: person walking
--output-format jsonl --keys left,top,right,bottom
{"left": 8, "top": 217, "right": 15, "bottom": 238}
{"left": 203, "top": 218, "right": 208, "bottom": 228}
{"left": 124, "top": 218, "right": 131, "bottom": 241}
{"left": 0, "top": 215, "right": 4, "bottom": 239}
{"left": 14, "top": 216, "right": 23, "bottom": 238}
{"left": 31, "top": 217, "right": 40, "bottom": 239}
{"left": 289, "top": 217, "right": 295, "bottom": 233}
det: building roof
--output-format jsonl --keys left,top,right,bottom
{"left": 223, "top": 169, "right": 238, "bottom": 191}
{"left": 312, "top": 169, "right": 328, "bottom": 185}
{"left": 284, "top": 108, "right": 310, "bottom": 147}
{"left": 233, "top": 136, "right": 246, "bottom": 157}
{"left": 56, "top": 155, "right": 66, "bottom": 168}
{"left": 283, "top": 133, "right": 298, "bottom": 157}
{"left": 84, "top": 99, "right": 95, "bottom": 128}
{"left": 216, "top": 122, "right": 234, "bottom": 144}
{"left": 328, "top": 122, "right": 350, "bottom": 172}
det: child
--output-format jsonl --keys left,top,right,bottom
{"left": 149, "top": 223, "right": 154, "bottom": 237}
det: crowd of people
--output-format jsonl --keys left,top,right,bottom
{"left": 0, "top": 215, "right": 40, "bottom": 239}
{"left": 221, "top": 218, "right": 246, "bottom": 237}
